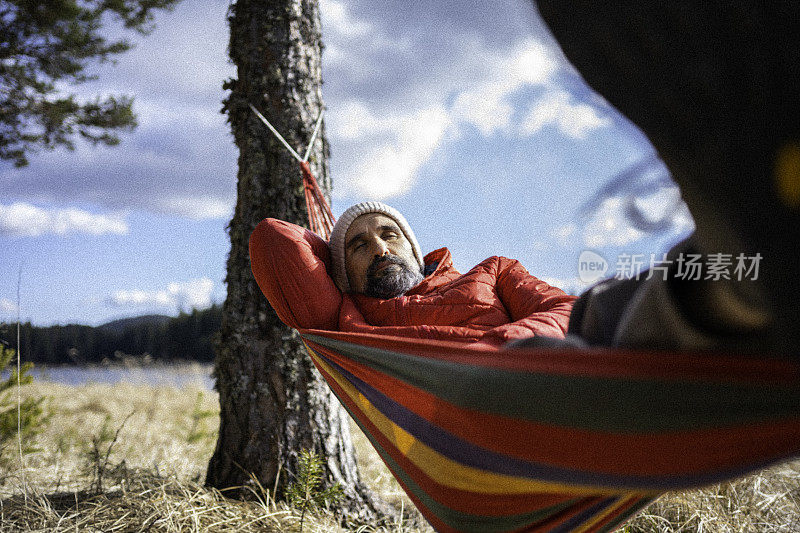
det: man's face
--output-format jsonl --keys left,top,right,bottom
{"left": 344, "top": 213, "right": 423, "bottom": 298}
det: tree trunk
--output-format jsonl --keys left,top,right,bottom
{"left": 206, "top": 0, "right": 388, "bottom": 521}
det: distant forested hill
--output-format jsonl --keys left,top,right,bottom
{"left": 0, "top": 305, "right": 222, "bottom": 364}
{"left": 97, "top": 314, "right": 173, "bottom": 335}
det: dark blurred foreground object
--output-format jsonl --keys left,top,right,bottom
{"left": 536, "top": 2, "right": 800, "bottom": 354}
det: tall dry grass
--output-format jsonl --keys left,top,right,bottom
{"left": 0, "top": 378, "right": 430, "bottom": 532}
{"left": 1, "top": 376, "right": 798, "bottom": 532}
{"left": 626, "top": 461, "right": 800, "bottom": 532}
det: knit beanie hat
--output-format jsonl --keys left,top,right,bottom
{"left": 329, "top": 202, "right": 425, "bottom": 292}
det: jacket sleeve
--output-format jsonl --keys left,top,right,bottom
{"left": 249, "top": 218, "right": 342, "bottom": 331}
{"left": 483, "top": 257, "right": 577, "bottom": 343}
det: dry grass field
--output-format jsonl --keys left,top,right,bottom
{"left": 1, "top": 374, "right": 799, "bottom": 532}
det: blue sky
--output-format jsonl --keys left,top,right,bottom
{"left": 1, "top": 0, "right": 693, "bottom": 326}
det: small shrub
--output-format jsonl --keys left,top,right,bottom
{"left": 286, "top": 449, "right": 344, "bottom": 532}
{"left": 184, "top": 391, "right": 216, "bottom": 444}
{"left": 82, "top": 411, "right": 134, "bottom": 492}
{"left": 0, "top": 343, "right": 49, "bottom": 468}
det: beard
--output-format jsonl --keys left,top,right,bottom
{"left": 364, "top": 255, "right": 424, "bottom": 299}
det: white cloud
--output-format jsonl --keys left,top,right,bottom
{"left": 107, "top": 278, "right": 214, "bottom": 311}
{"left": 0, "top": 203, "right": 129, "bottom": 237}
{"left": 155, "top": 197, "right": 233, "bottom": 220}
{"left": 322, "top": 42, "right": 347, "bottom": 67}
{"left": 329, "top": 100, "right": 393, "bottom": 140}
{"left": 319, "top": 0, "right": 410, "bottom": 76}
{"left": 630, "top": 187, "right": 695, "bottom": 234}
{"left": 582, "top": 197, "right": 647, "bottom": 248}
{"left": 0, "top": 298, "right": 18, "bottom": 315}
{"left": 550, "top": 223, "right": 577, "bottom": 245}
{"left": 321, "top": 0, "right": 373, "bottom": 37}
{"left": 331, "top": 38, "right": 558, "bottom": 199}
{"left": 521, "top": 90, "right": 611, "bottom": 139}
{"left": 580, "top": 188, "right": 695, "bottom": 248}
{"left": 671, "top": 206, "right": 695, "bottom": 235}
{"left": 341, "top": 106, "right": 451, "bottom": 199}
{"left": 451, "top": 40, "right": 556, "bottom": 135}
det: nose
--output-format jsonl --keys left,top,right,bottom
{"left": 371, "top": 239, "right": 390, "bottom": 258}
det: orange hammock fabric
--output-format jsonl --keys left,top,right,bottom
{"left": 246, "top": 162, "right": 800, "bottom": 532}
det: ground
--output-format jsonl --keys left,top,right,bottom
{"left": 1, "top": 372, "right": 798, "bottom": 532}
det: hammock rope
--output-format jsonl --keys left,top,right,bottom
{"left": 250, "top": 104, "right": 335, "bottom": 239}
{"left": 251, "top": 107, "right": 800, "bottom": 533}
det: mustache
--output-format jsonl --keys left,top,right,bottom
{"left": 366, "top": 255, "right": 406, "bottom": 277}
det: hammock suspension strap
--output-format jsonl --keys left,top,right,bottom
{"left": 250, "top": 104, "right": 336, "bottom": 239}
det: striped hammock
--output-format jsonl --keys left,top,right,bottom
{"left": 298, "top": 329, "right": 800, "bottom": 533}
{"left": 251, "top": 109, "right": 800, "bottom": 532}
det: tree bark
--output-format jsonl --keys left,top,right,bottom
{"left": 206, "top": 0, "right": 388, "bottom": 521}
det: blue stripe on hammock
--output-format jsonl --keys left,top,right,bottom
{"left": 314, "top": 349, "right": 770, "bottom": 491}
{"left": 550, "top": 497, "right": 620, "bottom": 533}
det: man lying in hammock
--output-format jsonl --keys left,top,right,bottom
{"left": 329, "top": 201, "right": 577, "bottom": 345}
{"left": 254, "top": 193, "right": 783, "bottom": 354}
{"left": 252, "top": 198, "right": 781, "bottom": 353}
{"left": 251, "top": 201, "right": 577, "bottom": 348}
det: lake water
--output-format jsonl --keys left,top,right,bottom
{"left": 27, "top": 364, "right": 216, "bottom": 390}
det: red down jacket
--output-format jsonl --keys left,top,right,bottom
{"left": 250, "top": 218, "right": 576, "bottom": 348}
